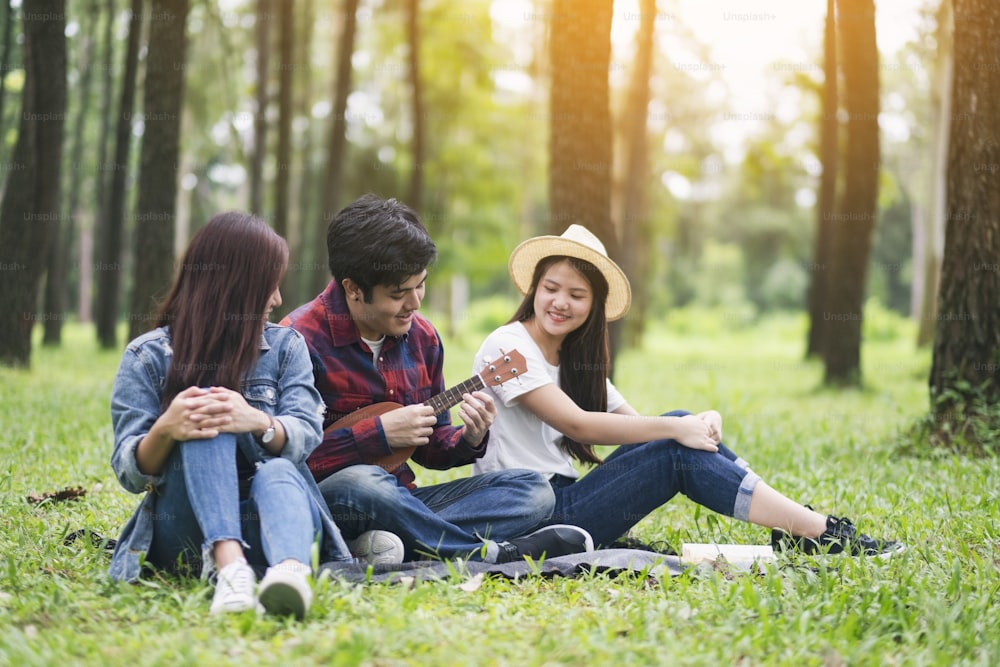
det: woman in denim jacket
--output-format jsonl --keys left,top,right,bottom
{"left": 109, "top": 212, "right": 350, "bottom": 618}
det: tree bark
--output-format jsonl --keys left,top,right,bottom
{"left": 127, "top": 0, "right": 189, "bottom": 341}
{"left": 81, "top": 0, "right": 118, "bottom": 326}
{"left": 406, "top": 0, "right": 424, "bottom": 215}
{"left": 929, "top": 0, "right": 1000, "bottom": 427}
{"left": 314, "top": 0, "right": 359, "bottom": 294}
{"left": 96, "top": 0, "right": 142, "bottom": 348}
{"left": 250, "top": 0, "right": 271, "bottom": 216}
{"left": 0, "top": 0, "right": 14, "bottom": 158}
{"left": 549, "top": 0, "right": 618, "bottom": 363}
{"left": 822, "top": 0, "right": 879, "bottom": 386}
{"left": 917, "top": 0, "right": 953, "bottom": 347}
{"left": 291, "top": 0, "right": 316, "bottom": 306}
{"left": 549, "top": 0, "right": 614, "bottom": 237}
{"left": 0, "top": 0, "right": 66, "bottom": 367}
{"left": 44, "top": 5, "right": 99, "bottom": 345}
{"left": 274, "top": 0, "right": 293, "bottom": 238}
{"left": 617, "top": 0, "right": 655, "bottom": 349}
{"left": 806, "top": 0, "right": 839, "bottom": 359}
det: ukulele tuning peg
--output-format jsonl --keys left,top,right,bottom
{"left": 488, "top": 364, "right": 497, "bottom": 372}
{"left": 510, "top": 368, "right": 519, "bottom": 375}
{"left": 493, "top": 375, "right": 502, "bottom": 383}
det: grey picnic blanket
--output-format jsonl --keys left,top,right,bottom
{"left": 318, "top": 548, "right": 688, "bottom": 584}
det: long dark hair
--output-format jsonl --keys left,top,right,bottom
{"left": 509, "top": 255, "right": 611, "bottom": 466}
{"left": 156, "top": 212, "right": 289, "bottom": 407}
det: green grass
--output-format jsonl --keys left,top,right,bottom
{"left": 2, "top": 315, "right": 999, "bottom": 666}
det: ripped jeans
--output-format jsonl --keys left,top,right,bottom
{"left": 146, "top": 434, "right": 323, "bottom": 576}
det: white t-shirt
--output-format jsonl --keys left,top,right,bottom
{"left": 472, "top": 321, "right": 626, "bottom": 480}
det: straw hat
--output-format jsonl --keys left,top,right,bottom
{"left": 508, "top": 224, "right": 632, "bottom": 321}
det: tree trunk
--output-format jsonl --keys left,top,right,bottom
{"left": 43, "top": 5, "right": 99, "bottom": 345}
{"left": 406, "top": 0, "right": 424, "bottom": 215}
{"left": 806, "top": 0, "right": 839, "bottom": 359}
{"left": 822, "top": 0, "right": 879, "bottom": 386}
{"left": 928, "top": 0, "right": 1000, "bottom": 432}
{"left": 917, "top": 0, "right": 953, "bottom": 347}
{"left": 97, "top": 0, "right": 142, "bottom": 349}
{"left": 549, "top": 0, "right": 613, "bottom": 237}
{"left": 0, "top": 0, "right": 66, "bottom": 367}
{"left": 314, "top": 0, "right": 359, "bottom": 294}
{"left": 127, "top": 0, "right": 189, "bottom": 341}
{"left": 617, "top": 0, "right": 655, "bottom": 349}
{"left": 250, "top": 0, "right": 271, "bottom": 216}
{"left": 291, "top": 0, "right": 316, "bottom": 306}
{"left": 0, "top": 0, "right": 14, "bottom": 159}
{"left": 274, "top": 0, "right": 293, "bottom": 238}
{"left": 81, "top": 0, "right": 118, "bottom": 326}
{"left": 549, "top": 0, "right": 618, "bottom": 363}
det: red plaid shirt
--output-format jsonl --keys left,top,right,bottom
{"left": 281, "top": 281, "right": 487, "bottom": 489}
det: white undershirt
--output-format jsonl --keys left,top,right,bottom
{"left": 361, "top": 335, "right": 385, "bottom": 364}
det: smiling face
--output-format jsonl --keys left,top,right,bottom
{"left": 530, "top": 259, "right": 594, "bottom": 343}
{"left": 344, "top": 270, "right": 427, "bottom": 339}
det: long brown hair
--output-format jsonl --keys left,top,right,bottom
{"left": 509, "top": 255, "right": 611, "bottom": 466}
{"left": 156, "top": 212, "right": 289, "bottom": 407}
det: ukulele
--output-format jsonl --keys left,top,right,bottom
{"left": 308, "top": 349, "right": 526, "bottom": 481}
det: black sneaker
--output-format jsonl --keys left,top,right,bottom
{"left": 771, "top": 515, "right": 905, "bottom": 558}
{"left": 492, "top": 524, "right": 595, "bottom": 563}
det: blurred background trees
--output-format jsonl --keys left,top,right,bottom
{"left": 0, "top": 0, "right": 996, "bottom": 444}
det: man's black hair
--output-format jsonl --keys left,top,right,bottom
{"left": 327, "top": 194, "right": 438, "bottom": 300}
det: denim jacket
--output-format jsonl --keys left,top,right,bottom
{"left": 108, "top": 323, "right": 351, "bottom": 582}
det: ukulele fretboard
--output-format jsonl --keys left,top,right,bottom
{"left": 423, "top": 375, "right": 487, "bottom": 415}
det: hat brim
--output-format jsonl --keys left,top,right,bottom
{"left": 508, "top": 235, "right": 632, "bottom": 321}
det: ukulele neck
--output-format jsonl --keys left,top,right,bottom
{"left": 422, "top": 375, "right": 487, "bottom": 416}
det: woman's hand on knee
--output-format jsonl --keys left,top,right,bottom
{"left": 668, "top": 414, "right": 719, "bottom": 452}
{"left": 161, "top": 386, "right": 228, "bottom": 441}
{"left": 697, "top": 410, "right": 723, "bottom": 444}
{"left": 191, "top": 387, "right": 270, "bottom": 436}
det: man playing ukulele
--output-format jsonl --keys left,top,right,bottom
{"left": 282, "top": 194, "right": 593, "bottom": 565}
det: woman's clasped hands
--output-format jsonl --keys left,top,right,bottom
{"left": 162, "top": 386, "right": 269, "bottom": 442}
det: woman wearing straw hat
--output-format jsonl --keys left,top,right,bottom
{"left": 471, "top": 224, "right": 903, "bottom": 557}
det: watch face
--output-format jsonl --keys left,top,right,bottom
{"left": 262, "top": 429, "right": 275, "bottom": 444}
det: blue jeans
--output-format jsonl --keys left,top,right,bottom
{"left": 319, "top": 465, "right": 554, "bottom": 560}
{"left": 147, "top": 434, "right": 323, "bottom": 575}
{"left": 548, "top": 411, "right": 760, "bottom": 547}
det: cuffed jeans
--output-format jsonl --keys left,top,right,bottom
{"left": 147, "top": 434, "right": 323, "bottom": 576}
{"left": 548, "top": 410, "right": 760, "bottom": 547}
{"left": 319, "top": 465, "right": 554, "bottom": 560}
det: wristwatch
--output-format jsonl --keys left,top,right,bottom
{"left": 260, "top": 415, "right": 276, "bottom": 445}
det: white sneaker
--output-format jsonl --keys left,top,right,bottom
{"left": 209, "top": 559, "right": 258, "bottom": 615}
{"left": 347, "top": 530, "right": 405, "bottom": 565}
{"left": 258, "top": 560, "right": 312, "bottom": 619}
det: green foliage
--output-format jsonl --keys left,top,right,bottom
{"left": 662, "top": 303, "right": 757, "bottom": 336}
{"left": 2, "top": 322, "right": 998, "bottom": 665}
{"left": 861, "top": 297, "right": 917, "bottom": 343}
{"left": 447, "top": 293, "right": 520, "bottom": 339}
{"left": 906, "top": 375, "right": 1000, "bottom": 457}
{"left": 690, "top": 241, "right": 748, "bottom": 310}
{"left": 760, "top": 257, "right": 809, "bottom": 310}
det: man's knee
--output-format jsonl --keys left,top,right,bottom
{"left": 319, "top": 464, "right": 400, "bottom": 504}
{"left": 491, "top": 469, "right": 555, "bottom": 516}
